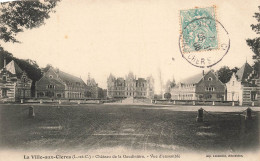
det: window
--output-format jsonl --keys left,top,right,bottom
{"left": 217, "top": 94, "right": 223, "bottom": 98}
{"left": 208, "top": 77, "right": 213, "bottom": 81}
{"left": 2, "top": 76, "right": 6, "bottom": 81}
{"left": 21, "top": 75, "right": 26, "bottom": 83}
{"left": 2, "top": 89, "right": 7, "bottom": 97}
{"left": 47, "top": 84, "right": 55, "bottom": 89}
{"left": 37, "top": 92, "right": 45, "bottom": 97}
{"left": 205, "top": 94, "right": 212, "bottom": 99}
{"left": 206, "top": 87, "right": 215, "bottom": 91}
{"left": 56, "top": 93, "right": 62, "bottom": 98}
{"left": 49, "top": 75, "right": 53, "bottom": 79}
{"left": 46, "top": 91, "right": 54, "bottom": 97}
{"left": 232, "top": 81, "right": 235, "bottom": 86}
{"left": 251, "top": 91, "right": 257, "bottom": 101}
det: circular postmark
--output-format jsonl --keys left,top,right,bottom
{"left": 179, "top": 17, "right": 230, "bottom": 68}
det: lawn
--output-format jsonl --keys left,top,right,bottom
{"left": 0, "top": 104, "right": 259, "bottom": 153}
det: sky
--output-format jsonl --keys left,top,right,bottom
{"left": 1, "top": 0, "right": 259, "bottom": 93}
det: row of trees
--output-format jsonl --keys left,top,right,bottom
{"left": 0, "top": 0, "right": 60, "bottom": 80}
{"left": 246, "top": 6, "right": 260, "bottom": 74}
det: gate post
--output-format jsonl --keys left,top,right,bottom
{"left": 245, "top": 107, "right": 252, "bottom": 120}
{"left": 28, "top": 106, "right": 35, "bottom": 118}
{"left": 196, "top": 108, "right": 204, "bottom": 122}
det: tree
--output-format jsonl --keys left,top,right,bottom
{"left": 164, "top": 77, "right": 176, "bottom": 93}
{"left": 0, "top": 0, "right": 59, "bottom": 45}
{"left": 216, "top": 66, "right": 238, "bottom": 83}
{"left": 164, "top": 92, "right": 171, "bottom": 100}
{"left": 246, "top": 6, "right": 260, "bottom": 74}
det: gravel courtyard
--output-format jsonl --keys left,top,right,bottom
{"left": 0, "top": 104, "right": 259, "bottom": 153}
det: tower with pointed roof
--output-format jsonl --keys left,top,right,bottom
{"left": 107, "top": 72, "right": 154, "bottom": 99}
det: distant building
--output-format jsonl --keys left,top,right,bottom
{"left": 0, "top": 59, "right": 32, "bottom": 101}
{"left": 102, "top": 89, "right": 107, "bottom": 99}
{"left": 35, "top": 66, "right": 86, "bottom": 99}
{"left": 107, "top": 72, "right": 154, "bottom": 99}
{"left": 171, "top": 70, "right": 226, "bottom": 101}
{"left": 226, "top": 62, "right": 259, "bottom": 106}
{"left": 85, "top": 74, "right": 105, "bottom": 99}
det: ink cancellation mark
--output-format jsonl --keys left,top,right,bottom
{"left": 179, "top": 6, "right": 230, "bottom": 68}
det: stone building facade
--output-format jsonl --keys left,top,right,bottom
{"left": 226, "top": 62, "right": 259, "bottom": 106}
{"left": 107, "top": 72, "right": 154, "bottom": 99}
{"left": 171, "top": 70, "right": 226, "bottom": 101}
{"left": 0, "top": 60, "right": 32, "bottom": 102}
{"left": 35, "top": 66, "right": 86, "bottom": 99}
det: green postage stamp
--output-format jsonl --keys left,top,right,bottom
{"left": 179, "top": 6, "right": 230, "bottom": 68}
{"left": 180, "top": 6, "right": 218, "bottom": 53}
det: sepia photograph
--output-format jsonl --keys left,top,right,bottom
{"left": 0, "top": 0, "right": 259, "bottom": 160}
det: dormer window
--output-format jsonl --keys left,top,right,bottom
{"left": 47, "top": 84, "right": 55, "bottom": 89}
{"left": 49, "top": 75, "right": 53, "bottom": 79}
{"left": 22, "top": 75, "right": 26, "bottom": 83}
{"left": 208, "top": 77, "right": 213, "bottom": 81}
{"left": 206, "top": 87, "right": 215, "bottom": 91}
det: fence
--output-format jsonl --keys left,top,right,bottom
{"left": 196, "top": 107, "right": 254, "bottom": 122}
{"left": 152, "top": 99, "right": 258, "bottom": 106}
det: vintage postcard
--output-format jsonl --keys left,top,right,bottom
{"left": 0, "top": 0, "right": 259, "bottom": 161}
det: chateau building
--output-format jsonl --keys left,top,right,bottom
{"left": 0, "top": 59, "right": 32, "bottom": 101}
{"left": 171, "top": 70, "right": 226, "bottom": 101}
{"left": 107, "top": 72, "right": 154, "bottom": 99}
{"left": 35, "top": 66, "right": 86, "bottom": 99}
{"left": 226, "top": 62, "right": 259, "bottom": 106}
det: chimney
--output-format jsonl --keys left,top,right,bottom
{"left": 56, "top": 68, "right": 59, "bottom": 73}
{"left": 3, "top": 57, "right": 6, "bottom": 68}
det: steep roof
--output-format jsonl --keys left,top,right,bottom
{"left": 137, "top": 78, "right": 146, "bottom": 82}
{"left": 180, "top": 72, "right": 203, "bottom": 84}
{"left": 5, "top": 60, "right": 24, "bottom": 78}
{"left": 116, "top": 77, "right": 124, "bottom": 85}
{"left": 57, "top": 70, "right": 85, "bottom": 85}
{"left": 236, "top": 62, "right": 253, "bottom": 82}
{"left": 36, "top": 76, "right": 65, "bottom": 87}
